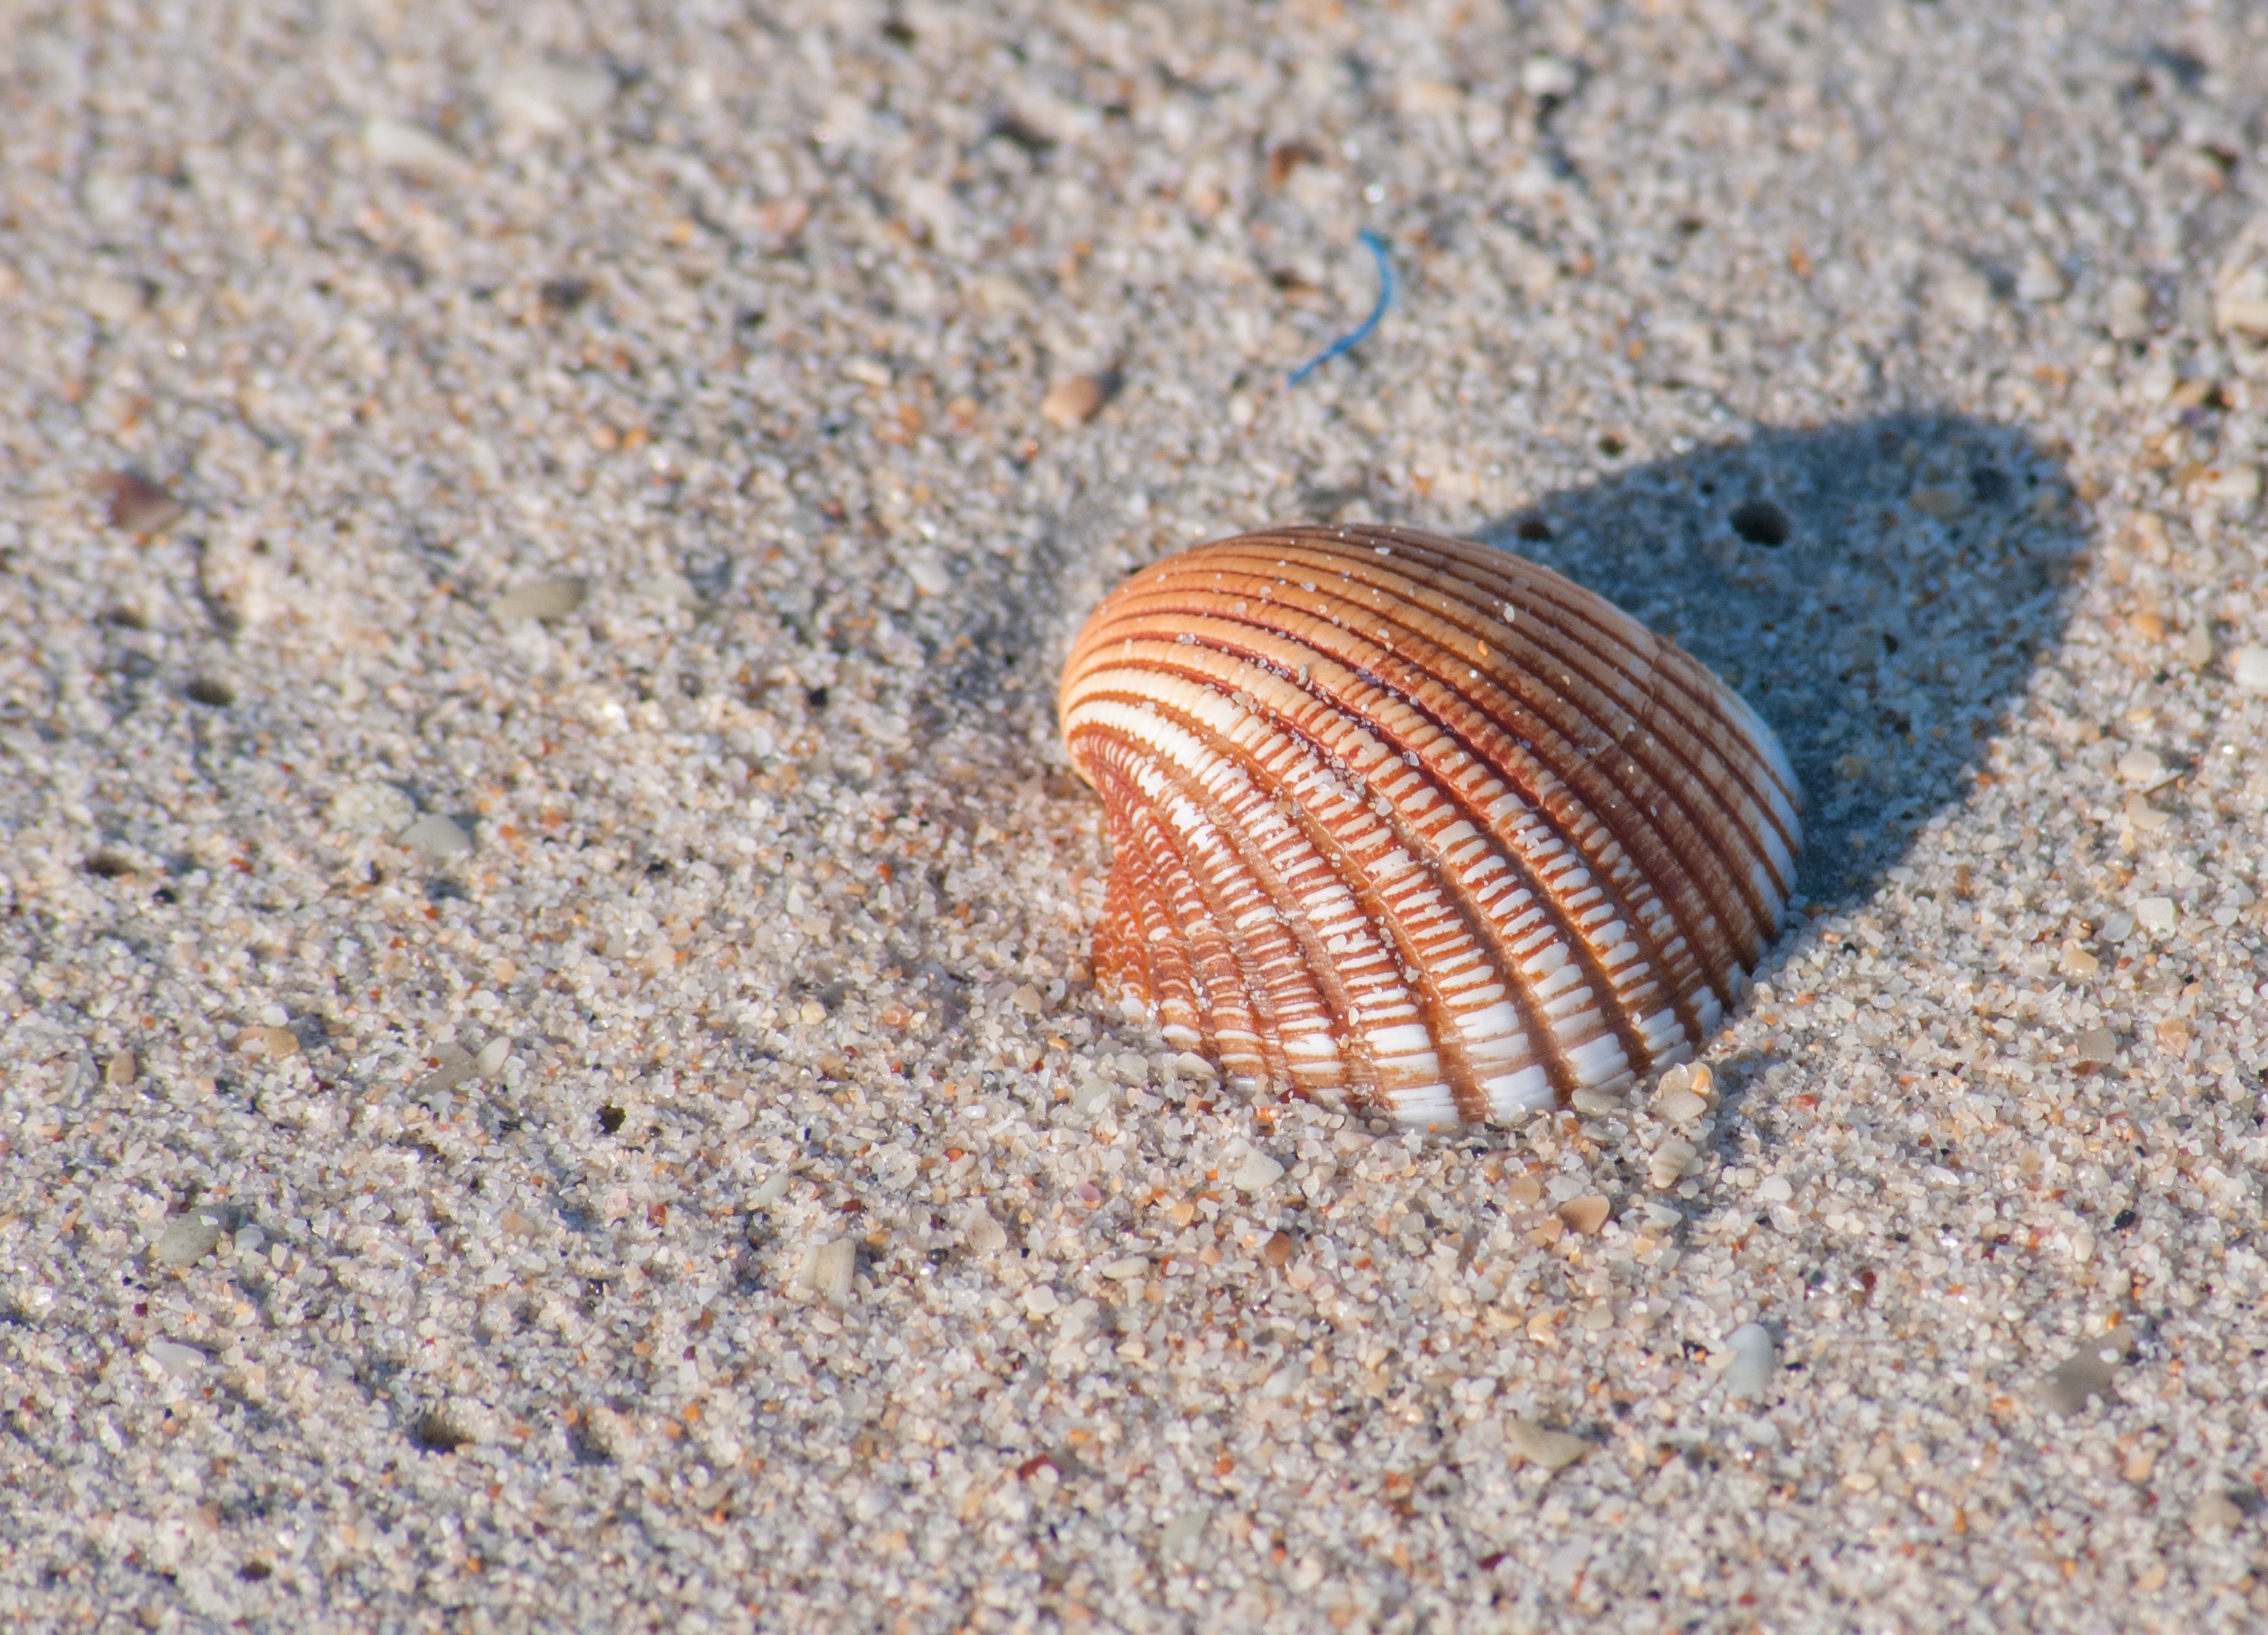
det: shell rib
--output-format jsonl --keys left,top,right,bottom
{"left": 1059, "top": 523, "right": 1803, "bottom": 1126}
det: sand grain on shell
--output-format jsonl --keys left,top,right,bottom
{"left": 5, "top": 1, "right": 2268, "bottom": 1630}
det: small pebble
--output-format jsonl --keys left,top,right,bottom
{"left": 2219, "top": 265, "right": 2268, "bottom": 335}
{"left": 2115, "top": 747, "right": 2166, "bottom": 783}
{"left": 2038, "top": 1339, "right": 2122, "bottom": 1415}
{"left": 1261, "top": 1232, "right": 1296, "bottom": 1268}
{"left": 237, "top": 1025, "right": 298, "bottom": 1059}
{"left": 417, "top": 1042, "right": 476, "bottom": 1095}
{"left": 400, "top": 814, "right": 473, "bottom": 859}
{"left": 99, "top": 470, "right": 184, "bottom": 536}
{"left": 2135, "top": 896, "right": 2177, "bottom": 932}
{"left": 1936, "top": 264, "right": 1994, "bottom": 328}
{"left": 2098, "top": 910, "right": 2136, "bottom": 944}
{"left": 1755, "top": 1175, "right": 1793, "bottom": 1205}
{"left": 82, "top": 273, "right": 146, "bottom": 323}
{"left": 105, "top": 1051, "right": 138, "bottom": 1088}
{"left": 1070, "top": 1076, "right": 1113, "bottom": 1116}
{"left": 2102, "top": 275, "right": 2151, "bottom": 340}
{"left": 1233, "top": 1151, "right": 1286, "bottom": 1191}
{"left": 1504, "top": 1418, "right": 1591, "bottom": 1471}
{"left": 1172, "top": 1051, "right": 1221, "bottom": 1085}
{"left": 473, "top": 1037, "right": 511, "bottom": 1076}
{"left": 233, "top": 1223, "right": 265, "bottom": 1255}
{"left": 2122, "top": 792, "right": 2168, "bottom": 827}
{"left": 490, "top": 61, "right": 615, "bottom": 133}
{"left": 331, "top": 780, "right": 418, "bottom": 838}
{"left": 905, "top": 549, "right": 953, "bottom": 597}
{"left": 492, "top": 576, "right": 588, "bottom": 624}
{"left": 1022, "top": 1285, "right": 1060, "bottom": 1318}
{"left": 1908, "top": 486, "right": 1966, "bottom": 521}
{"left": 749, "top": 1168, "right": 797, "bottom": 1208}
{"left": 1653, "top": 1088, "right": 1709, "bottom": 1124}
{"left": 964, "top": 1209, "right": 1008, "bottom": 1256}
{"left": 1519, "top": 54, "right": 1579, "bottom": 99}
{"left": 155, "top": 1209, "right": 226, "bottom": 1268}
{"left": 1721, "top": 1323, "right": 1777, "bottom": 1400}
{"left": 1569, "top": 1087, "right": 1620, "bottom": 1117}
{"left": 2014, "top": 252, "right": 2067, "bottom": 303}
{"left": 637, "top": 571, "right": 700, "bottom": 610}
{"left": 2231, "top": 646, "right": 2268, "bottom": 692}
{"left": 146, "top": 1338, "right": 207, "bottom": 1379}
{"left": 364, "top": 116, "right": 461, "bottom": 173}
{"left": 805, "top": 1237, "right": 857, "bottom": 1309}
{"left": 1097, "top": 1255, "right": 1148, "bottom": 1280}
{"left": 2190, "top": 1490, "right": 2245, "bottom": 1535}
{"left": 1040, "top": 375, "right": 1109, "bottom": 429}
{"left": 1649, "top": 1138, "right": 1699, "bottom": 1189}
{"left": 1556, "top": 1194, "right": 1610, "bottom": 1235}
{"left": 2074, "top": 1026, "right": 2118, "bottom": 1066}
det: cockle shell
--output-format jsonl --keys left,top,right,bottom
{"left": 1058, "top": 523, "right": 1803, "bottom": 1126}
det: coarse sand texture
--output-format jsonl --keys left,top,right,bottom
{"left": 5, "top": 2, "right": 2268, "bottom": 1631}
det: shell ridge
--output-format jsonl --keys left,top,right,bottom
{"left": 1110, "top": 602, "right": 1728, "bottom": 1046}
{"left": 1088, "top": 632, "right": 1687, "bottom": 1089}
{"left": 1074, "top": 718, "right": 1380, "bottom": 1107}
{"left": 1098, "top": 587, "right": 1765, "bottom": 1001}
{"left": 1087, "top": 688, "right": 1506, "bottom": 1119}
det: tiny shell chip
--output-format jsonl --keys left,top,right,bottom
{"left": 1231, "top": 1151, "right": 1286, "bottom": 1191}
{"left": 332, "top": 780, "right": 418, "bottom": 837}
{"left": 1059, "top": 523, "right": 1803, "bottom": 1126}
{"left": 364, "top": 116, "right": 461, "bottom": 173}
{"left": 155, "top": 1210, "right": 226, "bottom": 1267}
{"left": 1504, "top": 1418, "right": 1591, "bottom": 1470}
{"left": 491, "top": 61, "right": 615, "bottom": 133}
{"left": 100, "top": 470, "right": 184, "bottom": 536}
{"left": 400, "top": 814, "right": 473, "bottom": 858}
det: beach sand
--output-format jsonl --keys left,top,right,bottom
{"left": 4, "top": 1, "right": 2268, "bottom": 1627}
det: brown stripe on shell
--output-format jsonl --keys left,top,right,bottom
{"left": 1060, "top": 523, "right": 1803, "bottom": 1126}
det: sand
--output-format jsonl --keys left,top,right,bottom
{"left": 5, "top": 0, "right": 2268, "bottom": 1629}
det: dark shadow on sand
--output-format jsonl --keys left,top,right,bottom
{"left": 1456, "top": 412, "right": 2087, "bottom": 922}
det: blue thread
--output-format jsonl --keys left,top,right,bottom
{"left": 1288, "top": 230, "right": 1394, "bottom": 386}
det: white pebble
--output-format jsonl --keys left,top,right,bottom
{"left": 400, "top": 814, "right": 473, "bottom": 859}
{"left": 473, "top": 1037, "right": 511, "bottom": 1076}
{"left": 1232, "top": 1151, "right": 1286, "bottom": 1191}
{"left": 1755, "top": 1175, "right": 1794, "bottom": 1205}
{"left": 805, "top": 1237, "right": 856, "bottom": 1309}
{"left": 906, "top": 550, "right": 953, "bottom": 597}
{"left": 2014, "top": 252, "right": 2067, "bottom": 303}
{"left": 2135, "top": 896, "right": 2178, "bottom": 932}
{"left": 363, "top": 116, "right": 461, "bottom": 174}
{"left": 82, "top": 273, "right": 146, "bottom": 323}
{"left": 233, "top": 1223, "right": 265, "bottom": 1255}
{"left": 1519, "top": 54, "right": 1579, "bottom": 98}
{"left": 2115, "top": 747, "right": 2165, "bottom": 784}
{"left": 146, "top": 1338, "right": 207, "bottom": 1379}
{"left": 1097, "top": 1255, "right": 1148, "bottom": 1281}
{"left": 2231, "top": 646, "right": 2268, "bottom": 692}
{"left": 1721, "top": 1323, "right": 1778, "bottom": 1400}
{"left": 749, "top": 1168, "right": 797, "bottom": 1208}
{"left": 490, "top": 61, "right": 615, "bottom": 133}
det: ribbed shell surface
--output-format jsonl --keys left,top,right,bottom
{"left": 1058, "top": 523, "right": 1803, "bottom": 1126}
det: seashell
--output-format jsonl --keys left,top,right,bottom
{"left": 1057, "top": 523, "right": 1802, "bottom": 1126}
